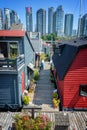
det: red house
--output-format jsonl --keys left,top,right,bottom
{"left": 52, "top": 38, "right": 87, "bottom": 110}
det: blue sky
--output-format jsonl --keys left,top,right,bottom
{"left": 0, "top": 0, "right": 87, "bottom": 32}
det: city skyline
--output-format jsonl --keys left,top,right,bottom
{"left": 0, "top": 0, "right": 87, "bottom": 32}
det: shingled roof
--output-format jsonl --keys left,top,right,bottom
{"left": 52, "top": 38, "right": 87, "bottom": 80}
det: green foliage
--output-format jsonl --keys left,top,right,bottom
{"left": 22, "top": 95, "right": 30, "bottom": 105}
{"left": 41, "top": 33, "right": 58, "bottom": 41}
{"left": 50, "top": 70, "right": 55, "bottom": 83}
{"left": 52, "top": 98, "right": 60, "bottom": 108}
{"left": 40, "top": 53, "right": 47, "bottom": 60}
{"left": 34, "top": 69, "right": 39, "bottom": 80}
{"left": 13, "top": 113, "right": 34, "bottom": 130}
{"left": 34, "top": 114, "right": 52, "bottom": 130}
{"left": 52, "top": 92, "right": 58, "bottom": 99}
{"left": 31, "top": 78, "right": 36, "bottom": 83}
{"left": 52, "top": 91, "right": 60, "bottom": 108}
{"left": 13, "top": 113, "right": 52, "bottom": 130}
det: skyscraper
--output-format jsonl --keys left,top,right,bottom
{"left": 36, "top": 8, "right": 46, "bottom": 35}
{"left": 80, "top": 14, "right": 87, "bottom": 36}
{"left": 0, "top": 9, "right": 3, "bottom": 30}
{"left": 48, "top": 7, "right": 54, "bottom": 34}
{"left": 55, "top": 5, "right": 64, "bottom": 36}
{"left": 26, "top": 7, "right": 33, "bottom": 32}
{"left": 10, "top": 10, "right": 21, "bottom": 25}
{"left": 4, "top": 8, "right": 11, "bottom": 29}
{"left": 64, "top": 13, "right": 73, "bottom": 37}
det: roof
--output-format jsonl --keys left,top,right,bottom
{"left": 52, "top": 38, "right": 87, "bottom": 80}
{"left": 26, "top": 32, "right": 42, "bottom": 53}
{"left": 0, "top": 30, "right": 25, "bottom": 37}
{"left": 26, "top": 32, "right": 35, "bottom": 52}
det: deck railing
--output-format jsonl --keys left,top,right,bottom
{"left": 0, "top": 54, "right": 24, "bottom": 71}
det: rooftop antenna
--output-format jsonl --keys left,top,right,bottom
{"left": 78, "top": 0, "right": 82, "bottom": 37}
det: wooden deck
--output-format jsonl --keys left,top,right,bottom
{"left": 0, "top": 111, "right": 87, "bottom": 130}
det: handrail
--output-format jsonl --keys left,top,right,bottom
{"left": 0, "top": 55, "right": 24, "bottom": 70}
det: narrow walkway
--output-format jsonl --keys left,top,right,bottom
{"left": 32, "top": 61, "right": 59, "bottom": 112}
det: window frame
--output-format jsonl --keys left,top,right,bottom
{"left": 80, "top": 84, "right": 87, "bottom": 97}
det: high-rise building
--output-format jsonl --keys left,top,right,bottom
{"left": 36, "top": 8, "right": 46, "bottom": 35}
{"left": 26, "top": 7, "right": 33, "bottom": 32}
{"left": 55, "top": 5, "right": 64, "bottom": 36}
{"left": 0, "top": 9, "right": 3, "bottom": 30}
{"left": 53, "top": 12, "right": 56, "bottom": 34}
{"left": 48, "top": 7, "right": 54, "bottom": 34}
{"left": 10, "top": 10, "right": 21, "bottom": 25}
{"left": 4, "top": 8, "right": 11, "bottom": 29}
{"left": 64, "top": 13, "right": 73, "bottom": 37}
{"left": 80, "top": 14, "right": 87, "bottom": 36}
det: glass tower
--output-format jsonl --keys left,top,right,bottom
{"left": 0, "top": 9, "right": 3, "bottom": 30}
{"left": 10, "top": 10, "right": 21, "bottom": 25}
{"left": 4, "top": 8, "right": 11, "bottom": 29}
{"left": 64, "top": 13, "right": 73, "bottom": 36}
{"left": 55, "top": 5, "right": 64, "bottom": 36}
{"left": 36, "top": 8, "right": 46, "bottom": 35}
{"left": 26, "top": 7, "right": 33, "bottom": 32}
{"left": 48, "top": 7, "right": 54, "bottom": 34}
{"left": 80, "top": 14, "right": 87, "bottom": 36}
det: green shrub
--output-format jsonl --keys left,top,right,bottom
{"left": 22, "top": 95, "right": 30, "bottom": 105}
{"left": 52, "top": 92, "right": 58, "bottom": 99}
{"left": 40, "top": 53, "right": 47, "bottom": 61}
{"left": 34, "top": 69, "right": 39, "bottom": 80}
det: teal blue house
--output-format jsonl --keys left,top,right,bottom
{"left": 0, "top": 30, "right": 35, "bottom": 110}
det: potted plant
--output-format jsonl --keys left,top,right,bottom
{"left": 34, "top": 114, "right": 52, "bottom": 130}
{"left": 12, "top": 113, "right": 52, "bottom": 130}
{"left": 12, "top": 113, "right": 34, "bottom": 130}
{"left": 52, "top": 91, "right": 60, "bottom": 108}
{"left": 52, "top": 92, "right": 58, "bottom": 99}
{"left": 52, "top": 98, "right": 60, "bottom": 108}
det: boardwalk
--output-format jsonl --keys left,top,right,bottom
{"left": 31, "top": 61, "right": 59, "bottom": 111}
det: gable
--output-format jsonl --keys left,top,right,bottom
{"left": 52, "top": 44, "right": 78, "bottom": 80}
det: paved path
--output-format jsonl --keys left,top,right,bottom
{"left": 32, "top": 61, "right": 59, "bottom": 112}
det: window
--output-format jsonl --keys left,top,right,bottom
{"left": 80, "top": 84, "right": 87, "bottom": 97}
{"left": 9, "top": 42, "right": 18, "bottom": 59}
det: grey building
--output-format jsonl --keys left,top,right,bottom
{"left": 0, "top": 9, "right": 3, "bottom": 30}
{"left": 27, "top": 32, "right": 42, "bottom": 67}
{"left": 26, "top": 7, "right": 33, "bottom": 32}
{"left": 48, "top": 7, "right": 54, "bottom": 34}
{"left": 64, "top": 13, "right": 73, "bottom": 37}
{"left": 36, "top": 8, "right": 46, "bottom": 35}
{"left": 55, "top": 5, "right": 64, "bottom": 36}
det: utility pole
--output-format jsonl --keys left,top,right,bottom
{"left": 78, "top": 0, "right": 82, "bottom": 37}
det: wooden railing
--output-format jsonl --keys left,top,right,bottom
{"left": 0, "top": 54, "right": 24, "bottom": 71}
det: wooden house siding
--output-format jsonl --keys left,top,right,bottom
{"left": 54, "top": 69, "right": 64, "bottom": 104}
{"left": 0, "top": 74, "right": 18, "bottom": 107}
{"left": 64, "top": 48, "right": 87, "bottom": 109}
{"left": 24, "top": 35, "right": 35, "bottom": 88}
{"left": 17, "top": 66, "right": 25, "bottom": 106}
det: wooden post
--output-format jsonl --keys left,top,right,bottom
{"left": 23, "top": 106, "right": 42, "bottom": 119}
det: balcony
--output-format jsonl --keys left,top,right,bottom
{"left": 0, "top": 54, "right": 24, "bottom": 71}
